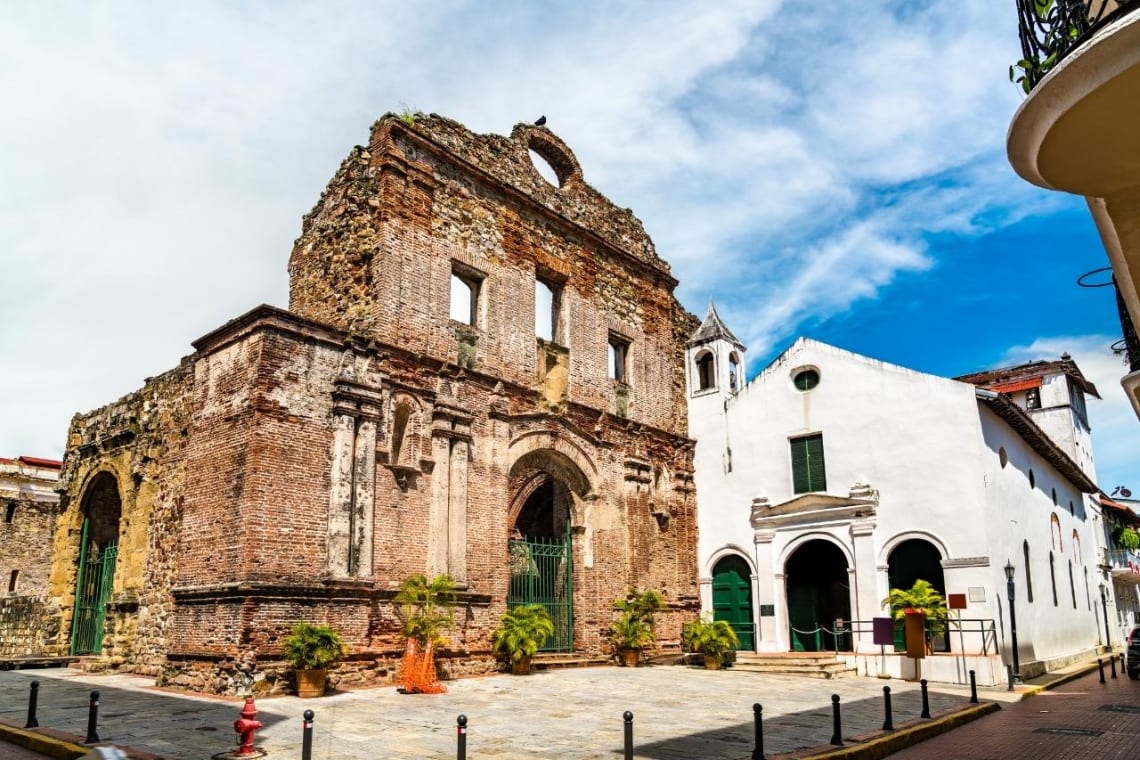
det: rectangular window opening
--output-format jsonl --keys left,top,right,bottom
{"left": 450, "top": 265, "right": 483, "bottom": 326}
{"left": 535, "top": 278, "right": 561, "bottom": 343}
{"left": 4, "top": 502, "right": 14, "bottom": 524}
{"left": 608, "top": 333, "right": 630, "bottom": 383}
{"left": 7, "top": 569, "right": 17, "bottom": 593}
{"left": 790, "top": 433, "right": 826, "bottom": 495}
{"left": 1025, "top": 387, "right": 1041, "bottom": 410}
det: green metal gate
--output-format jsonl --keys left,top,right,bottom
{"left": 508, "top": 530, "right": 573, "bottom": 652}
{"left": 70, "top": 519, "right": 118, "bottom": 656}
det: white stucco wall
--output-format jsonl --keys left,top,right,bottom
{"left": 689, "top": 337, "right": 1103, "bottom": 673}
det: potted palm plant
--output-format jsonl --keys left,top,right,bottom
{"left": 681, "top": 615, "right": 739, "bottom": 670}
{"left": 282, "top": 622, "right": 346, "bottom": 698}
{"left": 394, "top": 573, "right": 457, "bottom": 693}
{"left": 609, "top": 588, "right": 665, "bottom": 666}
{"left": 492, "top": 604, "right": 556, "bottom": 675}
{"left": 882, "top": 579, "right": 950, "bottom": 654}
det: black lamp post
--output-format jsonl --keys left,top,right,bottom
{"left": 1005, "top": 561, "right": 1020, "bottom": 682}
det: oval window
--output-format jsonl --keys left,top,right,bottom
{"left": 793, "top": 368, "right": 820, "bottom": 392}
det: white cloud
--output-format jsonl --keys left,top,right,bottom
{"left": 0, "top": 1, "right": 1098, "bottom": 460}
{"left": 1000, "top": 336, "right": 1139, "bottom": 494}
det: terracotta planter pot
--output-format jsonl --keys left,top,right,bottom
{"left": 703, "top": 654, "right": 722, "bottom": 670}
{"left": 295, "top": 668, "right": 328, "bottom": 698}
{"left": 618, "top": 648, "right": 640, "bottom": 667}
{"left": 510, "top": 655, "right": 533, "bottom": 675}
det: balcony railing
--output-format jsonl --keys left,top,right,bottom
{"left": 1115, "top": 279, "right": 1140, "bottom": 372}
{"left": 1013, "top": 0, "right": 1140, "bottom": 91}
{"left": 1102, "top": 547, "right": 1140, "bottom": 574}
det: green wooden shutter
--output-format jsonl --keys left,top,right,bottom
{"left": 791, "top": 434, "right": 826, "bottom": 494}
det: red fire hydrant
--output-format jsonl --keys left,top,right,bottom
{"left": 232, "top": 696, "right": 263, "bottom": 756}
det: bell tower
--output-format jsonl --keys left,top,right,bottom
{"left": 686, "top": 299, "right": 746, "bottom": 406}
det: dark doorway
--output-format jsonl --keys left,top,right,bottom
{"left": 712, "top": 555, "right": 755, "bottom": 650}
{"left": 509, "top": 469, "right": 575, "bottom": 652}
{"left": 785, "top": 539, "right": 851, "bottom": 652}
{"left": 887, "top": 539, "right": 948, "bottom": 653}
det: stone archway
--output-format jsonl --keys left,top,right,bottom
{"left": 785, "top": 539, "right": 851, "bottom": 652}
{"left": 506, "top": 447, "right": 592, "bottom": 653}
{"left": 70, "top": 471, "right": 122, "bottom": 656}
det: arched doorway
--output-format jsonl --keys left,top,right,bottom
{"left": 508, "top": 449, "right": 588, "bottom": 652}
{"left": 785, "top": 539, "right": 851, "bottom": 652}
{"left": 887, "top": 538, "right": 948, "bottom": 652}
{"left": 70, "top": 472, "right": 122, "bottom": 655}
{"left": 712, "top": 554, "right": 754, "bottom": 650}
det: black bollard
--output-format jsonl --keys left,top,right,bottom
{"left": 751, "top": 703, "right": 765, "bottom": 760}
{"left": 1121, "top": 653, "right": 1126, "bottom": 672}
{"left": 301, "top": 709, "right": 314, "bottom": 760}
{"left": 25, "top": 681, "right": 39, "bottom": 729}
{"left": 85, "top": 690, "right": 100, "bottom": 744}
{"left": 457, "top": 714, "right": 467, "bottom": 760}
{"left": 882, "top": 686, "right": 894, "bottom": 731}
{"left": 969, "top": 670, "right": 978, "bottom": 704}
{"left": 1007, "top": 664, "right": 1014, "bottom": 692}
{"left": 1111, "top": 654, "right": 1118, "bottom": 679}
{"left": 623, "top": 711, "right": 634, "bottom": 760}
{"left": 920, "top": 679, "right": 931, "bottom": 719}
{"left": 1099, "top": 658, "right": 1106, "bottom": 683}
{"left": 829, "top": 694, "right": 842, "bottom": 746}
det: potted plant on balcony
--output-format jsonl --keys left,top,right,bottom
{"left": 609, "top": 588, "right": 664, "bottom": 666}
{"left": 492, "top": 604, "right": 556, "bottom": 675}
{"left": 1112, "top": 526, "right": 1140, "bottom": 551}
{"left": 283, "top": 622, "right": 346, "bottom": 698}
{"left": 681, "top": 615, "right": 739, "bottom": 670}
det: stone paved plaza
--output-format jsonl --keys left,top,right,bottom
{"left": 0, "top": 664, "right": 1002, "bottom": 759}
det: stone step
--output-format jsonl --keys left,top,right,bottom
{"left": 732, "top": 664, "right": 858, "bottom": 679}
{"left": 532, "top": 654, "right": 609, "bottom": 671}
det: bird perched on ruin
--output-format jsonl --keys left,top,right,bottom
{"left": 534, "top": 115, "right": 547, "bottom": 126}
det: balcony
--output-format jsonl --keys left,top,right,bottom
{"left": 1008, "top": 0, "right": 1140, "bottom": 196}
{"left": 1101, "top": 547, "right": 1140, "bottom": 581}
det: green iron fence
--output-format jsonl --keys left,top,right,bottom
{"left": 70, "top": 539, "right": 117, "bottom": 656}
{"left": 508, "top": 532, "right": 573, "bottom": 652}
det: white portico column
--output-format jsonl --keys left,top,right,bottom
{"left": 850, "top": 518, "right": 879, "bottom": 652}
{"left": 754, "top": 528, "right": 781, "bottom": 652}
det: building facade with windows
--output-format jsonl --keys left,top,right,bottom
{"left": 689, "top": 335, "right": 1108, "bottom": 682}
{"left": 31, "top": 114, "right": 700, "bottom": 692}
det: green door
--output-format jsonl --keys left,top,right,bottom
{"left": 70, "top": 518, "right": 118, "bottom": 655}
{"left": 712, "top": 556, "right": 754, "bottom": 650}
{"left": 508, "top": 529, "right": 573, "bottom": 651}
{"left": 788, "top": 585, "right": 821, "bottom": 652}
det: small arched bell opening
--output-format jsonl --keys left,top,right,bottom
{"left": 728, "top": 353, "right": 741, "bottom": 394}
{"left": 695, "top": 350, "right": 716, "bottom": 392}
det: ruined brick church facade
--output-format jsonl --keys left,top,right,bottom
{"left": 42, "top": 114, "right": 700, "bottom": 692}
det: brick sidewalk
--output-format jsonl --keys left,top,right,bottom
{"left": 889, "top": 668, "right": 1140, "bottom": 759}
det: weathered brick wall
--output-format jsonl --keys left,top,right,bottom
{"left": 0, "top": 597, "right": 58, "bottom": 656}
{"left": 55, "top": 114, "right": 701, "bottom": 693}
{"left": 0, "top": 499, "right": 58, "bottom": 598}
{"left": 46, "top": 361, "right": 193, "bottom": 671}
{"left": 288, "top": 114, "right": 691, "bottom": 436}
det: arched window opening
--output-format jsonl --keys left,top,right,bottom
{"left": 695, "top": 351, "right": 716, "bottom": 391}
{"left": 1050, "top": 514, "right": 1062, "bottom": 552}
{"left": 1049, "top": 551, "right": 1058, "bottom": 607}
{"left": 391, "top": 403, "right": 412, "bottom": 467}
{"left": 1068, "top": 560, "right": 1077, "bottom": 608}
{"left": 1023, "top": 541, "right": 1034, "bottom": 603}
{"left": 728, "top": 353, "right": 741, "bottom": 393}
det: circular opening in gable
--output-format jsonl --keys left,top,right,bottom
{"left": 792, "top": 367, "right": 820, "bottom": 392}
{"left": 529, "top": 149, "right": 562, "bottom": 188}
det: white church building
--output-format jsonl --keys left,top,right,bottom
{"left": 687, "top": 302, "right": 1114, "bottom": 683}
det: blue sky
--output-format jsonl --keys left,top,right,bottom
{"left": 0, "top": 1, "right": 1134, "bottom": 491}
